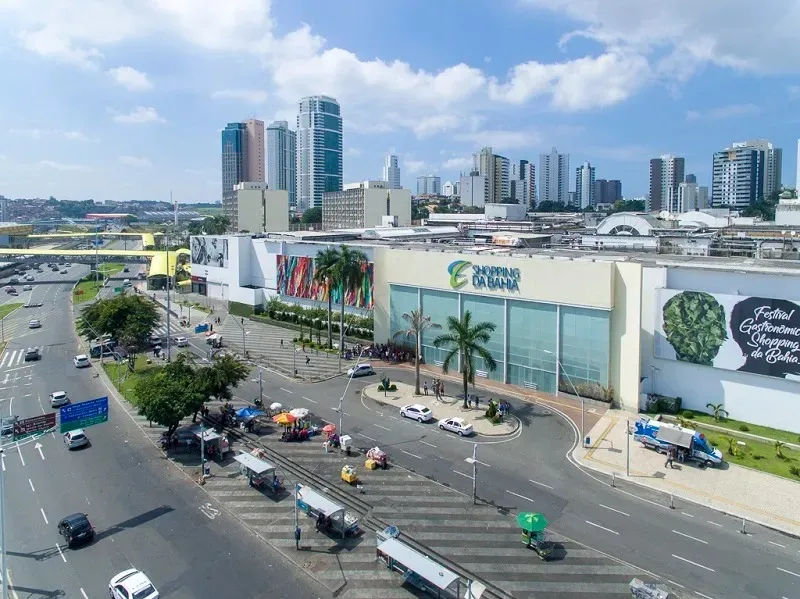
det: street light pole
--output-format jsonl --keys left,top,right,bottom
{"left": 544, "top": 349, "right": 585, "bottom": 446}
{"left": 0, "top": 447, "right": 6, "bottom": 599}
{"left": 200, "top": 420, "right": 206, "bottom": 479}
{"left": 165, "top": 231, "right": 172, "bottom": 362}
{"left": 258, "top": 368, "right": 263, "bottom": 405}
{"left": 626, "top": 420, "right": 631, "bottom": 477}
{"left": 337, "top": 347, "right": 366, "bottom": 436}
{"left": 471, "top": 443, "right": 477, "bottom": 505}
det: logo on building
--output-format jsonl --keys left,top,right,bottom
{"left": 448, "top": 260, "right": 471, "bottom": 289}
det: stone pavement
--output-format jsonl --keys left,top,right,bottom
{"left": 363, "top": 382, "right": 518, "bottom": 437}
{"left": 574, "top": 409, "right": 800, "bottom": 537}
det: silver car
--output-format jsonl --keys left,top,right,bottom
{"left": 64, "top": 429, "right": 89, "bottom": 449}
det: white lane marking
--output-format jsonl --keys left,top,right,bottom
{"left": 199, "top": 503, "right": 220, "bottom": 519}
{"left": 302, "top": 396, "right": 317, "bottom": 404}
{"left": 86, "top": 497, "right": 91, "bottom": 506}
{"left": 585, "top": 520, "right": 619, "bottom": 535}
{"left": 40, "top": 508, "right": 48, "bottom": 524}
{"left": 672, "top": 529, "right": 708, "bottom": 544}
{"left": 35, "top": 442, "right": 45, "bottom": 460}
{"left": 599, "top": 504, "right": 630, "bottom": 517}
{"left": 706, "top": 520, "right": 723, "bottom": 528}
{"left": 388, "top": 415, "right": 399, "bottom": 420}
{"left": 330, "top": 406, "right": 339, "bottom": 411}
{"left": 681, "top": 511, "right": 694, "bottom": 518}
{"left": 666, "top": 579, "right": 685, "bottom": 589}
{"left": 0, "top": 353, "right": 7, "bottom": 368}
{"left": 28, "top": 478, "right": 35, "bottom": 492}
{"left": 279, "top": 387, "right": 293, "bottom": 394}
{"left": 777, "top": 566, "right": 800, "bottom": 578}
{"left": 768, "top": 540, "right": 787, "bottom": 548}
{"left": 506, "top": 490, "right": 535, "bottom": 503}
{"left": 374, "top": 424, "right": 391, "bottom": 431}
{"left": 452, "top": 469, "right": 473, "bottom": 480}
{"left": 695, "top": 592, "right": 716, "bottom": 599}
{"left": 356, "top": 433, "right": 377, "bottom": 442}
{"left": 528, "top": 479, "right": 554, "bottom": 490}
{"left": 399, "top": 449, "right": 422, "bottom": 460}
{"left": 474, "top": 459, "right": 491, "bottom": 467}
{"left": 419, "top": 440, "right": 437, "bottom": 448}
{"left": 16, "top": 442, "right": 24, "bottom": 466}
{"left": 81, "top": 589, "right": 89, "bottom": 599}
{"left": 672, "top": 554, "right": 714, "bottom": 572}
{"left": 56, "top": 544, "right": 66, "bottom": 563}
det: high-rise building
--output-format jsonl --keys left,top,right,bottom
{"left": 796, "top": 139, "right": 800, "bottom": 193}
{"left": 648, "top": 154, "right": 685, "bottom": 212}
{"left": 677, "top": 182, "right": 709, "bottom": 212}
{"left": 221, "top": 122, "right": 247, "bottom": 199}
{"left": 442, "top": 181, "right": 458, "bottom": 197}
{"left": 266, "top": 120, "right": 297, "bottom": 209}
{"left": 712, "top": 146, "right": 760, "bottom": 209}
{"left": 594, "top": 179, "right": 622, "bottom": 205}
{"left": 323, "top": 180, "right": 411, "bottom": 229}
{"left": 575, "top": 162, "right": 596, "bottom": 209}
{"left": 382, "top": 154, "right": 401, "bottom": 189}
{"left": 731, "top": 139, "right": 782, "bottom": 201}
{"left": 538, "top": 147, "right": 570, "bottom": 205}
{"left": 244, "top": 119, "right": 265, "bottom": 183}
{"left": 416, "top": 175, "right": 441, "bottom": 195}
{"left": 223, "top": 182, "right": 289, "bottom": 233}
{"left": 459, "top": 174, "right": 488, "bottom": 208}
{"left": 494, "top": 154, "right": 510, "bottom": 202}
{"left": 296, "top": 95, "right": 343, "bottom": 212}
{"left": 685, "top": 173, "right": 697, "bottom": 184}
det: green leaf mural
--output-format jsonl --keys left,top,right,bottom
{"left": 662, "top": 291, "right": 728, "bottom": 366}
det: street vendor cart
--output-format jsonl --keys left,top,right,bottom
{"left": 233, "top": 451, "right": 284, "bottom": 494}
{"left": 341, "top": 464, "right": 358, "bottom": 485}
{"left": 366, "top": 446, "right": 388, "bottom": 469}
{"left": 296, "top": 484, "right": 360, "bottom": 538}
{"left": 518, "top": 512, "right": 553, "bottom": 560}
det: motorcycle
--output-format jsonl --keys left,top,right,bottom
{"left": 254, "top": 397, "right": 263, "bottom": 408}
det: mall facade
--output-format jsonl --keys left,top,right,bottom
{"left": 190, "top": 233, "right": 800, "bottom": 433}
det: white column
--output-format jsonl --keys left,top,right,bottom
{"left": 554, "top": 305, "right": 561, "bottom": 396}
{"left": 503, "top": 298, "right": 508, "bottom": 383}
{"left": 457, "top": 292, "right": 463, "bottom": 372}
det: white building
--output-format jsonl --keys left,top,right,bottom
{"left": 539, "top": 147, "right": 569, "bottom": 204}
{"left": 575, "top": 162, "right": 596, "bottom": 209}
{"left": 323, "top": 180, "right": 411, "bottom": 229}
{"left": 442, "top": 180, "right": 459, "bottom": 198}
{"left": 266, "top": 121, "right": 296, "bottom": 210}
{"left": 382, "top": 154, "right": 401, "bottom": 189}
{"left": 459, "top": 174, "right": 488, "bottom": 208}
{"left": 296, "top": 95, "right": 343, "bottom": 212}
{"left": 223, "top": 182, "right": 289, "bottom": 233}
{"left": 495, "top": 155, "right": 510, "bottom": 202}
{"left": 676, "top": 182, "right": 709, "bottom": 213}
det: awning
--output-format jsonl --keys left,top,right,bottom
{"left": 377, "top": 537, "right": 460, "bottom": 591}
{"left": 656, "top": 426, "right": 693, "bottom": 449}
{"left": 234, "top": 453, "right": 275, "bottom": 475}
{"left": 194, "top": 429, "right": 221, "bottom": 443}
{"left": 297, "top": 485, "right": 344, "bottom": 517}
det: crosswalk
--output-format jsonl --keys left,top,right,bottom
{"left": 0, "top": 346, "right": 52, "bottom": 369}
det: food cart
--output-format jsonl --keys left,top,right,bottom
{"left": 518, "top": 512, "right": 553, "bottom": 561}
{"left": 233, "top": 451, "right": 281, "bottom": 492}
{"left": 341, "top": 464, "right": 358, "bottom": 485}
{"left": 296, "top": 484, "right": 360, "bottom": 538}
{"left": 194, "top": 426, "right": 230, "bottom": 462}
{"left": 205, "top": 333, "right": 223, "bottom": 348}
{"left": 366, "top": 447, "right": 388, "bottom": 469}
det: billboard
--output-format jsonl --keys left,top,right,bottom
{"left": 276, "top": 255, "right": 374, "bottom": 309}
{"left": 191, "top": 237, "right": 229, "bottom": 268}
{"left": 655, "top": 289, "right": 800, "bottom": 381}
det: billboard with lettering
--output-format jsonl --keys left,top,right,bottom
{"left": 655, "top": 289, "right": 800, "bottom": 381}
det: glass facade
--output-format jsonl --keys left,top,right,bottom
{"left": 389, "top": 285, "right": 611, "bottom": 397}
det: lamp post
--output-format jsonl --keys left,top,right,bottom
{"left": 543, "top": 349, "right": 585, "bottom": 446}
{"left": 464, "top": 444, "right": 478, "bottom": 505}
{"left": 626, "top": 419, "right": 631, "bottom": 477}
{"left": 0, "top": 447, "right": 6, "bottom": 599}
{"left": 337, "top": 347, "right": 366, "bottom": 436}
{"left": 164, "top": 230, "right": 172, "bottom": 363}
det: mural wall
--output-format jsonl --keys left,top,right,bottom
{"left": 191, "top": 237, "right": 229, "bottom": 268}
{"left": 276, "top": 255, "right": 374, "bottom": 309}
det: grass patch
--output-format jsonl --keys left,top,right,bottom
{"left": 97, "top": 262, "right": 125, "bottom": 276}
{"left": 701, "top": 426, "right": 800, "bottom": 480}
{"left": 73, "top": 279, "right": 103, "bottom": 303}
{"left": 102, "top": 354, "right": 160, "bottom": 406}
{"left": 681, "top": 411, "right": 798, "bottom": 445}
{"left": 0, "top": 303, "right": 23, "bottom": 320}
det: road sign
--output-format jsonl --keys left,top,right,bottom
{"left": 60, "top": 396, "right": 109, "bottom": 433}
{"left": 14, "top": 412, "right": 56, "bottom": 439}
{"left": 114, "top": 287, "right": 122, "bottom": 293}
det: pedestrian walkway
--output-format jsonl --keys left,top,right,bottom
{"left": 363, "top": 382, "right": 518, "bottom": 437}
{"left": 575, "top": 409, "right": 800, "bottom": 537}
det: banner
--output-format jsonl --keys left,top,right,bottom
{"left": 655, "top": 289, "right": 800, "bottom": 380}
{"left": 276, "top": 255, "right": 374, "bottom": 309}
{"left": 191, "top": 237, "right": 228, "bottom": 268}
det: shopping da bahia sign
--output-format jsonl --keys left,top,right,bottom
{"left": 447, "top": 260, "right": 521, "bottom": 292}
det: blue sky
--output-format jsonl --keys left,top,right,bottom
{"left": 1, "top": 0, "right": 799, "bottom": 203}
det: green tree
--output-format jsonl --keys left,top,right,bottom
{"left": 313, "top": 247, "right": 340, "bottom": 348}
{"left": 706, "top": 402, "right": 729, "bottom": 421}
{"left": 607, "top": 200, "right": 646, "bottom": 214}
{"left": 393, "top": 309, "right": 441, "bottom": 395}
{"left": 188, "top": 215, "right": 230, "bottom": 235}
{"left": 77, "top": 295, "right": 160, "bottom": 366}
{"left": 433, "top": 310, "right": 497, "bottom": 408}
{"left": 135, "top": 354, "right": 205, "bottom": 438}
{"left": 301, "top": 207, "right": 322, "bottom": 224}
{"left": 535, "top": 200, "right": 568, "bottom": 213}
{"left": 412, "top": 204, "right": 430, "bottom": 221}
{"left": 330, "top": 246, "right": 369, "bottom": 352}
{"left": 196, "top": 353, "right": 250, "bottom": 404}
{"left": 462, "top": 206, "right": 484, "bottom": 214}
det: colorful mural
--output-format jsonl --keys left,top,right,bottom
{"left": 276, "top": 255, "right": 374, "bottom": 310}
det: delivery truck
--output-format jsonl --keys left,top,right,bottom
{"left": 633, "top": 417, "right": 723, "bottom": 467}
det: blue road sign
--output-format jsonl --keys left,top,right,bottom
{"left": 60, "top": 396, "right": 109, "bottom": 433}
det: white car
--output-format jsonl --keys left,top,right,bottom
{"left": 347, "top": 363, "right": 374, "bottom": 377}
{"left": 73, "top": 354, "right": 90, "bottom": 368}
{"left": 109, "top": 568, "right": 159, "bottom": 599}
{"left": 400, "top": 404, "right": 433, "bottom": 422}
{"left": 22, "top": 284, "right": 32, "bottom": 291}
{"left": 64, "top": 429, "right": 89, "bottom": 449}
{"left": 50, "top": 391, "right": 69, "bottom": 407}
{"left": 28, "top": 319, "right": 41, "bottom": 329}
{"left": 174, "top": 336, "right": 189, "bottom": 347}
{"left": 438, "top": 417, "right": 474, "bottom": 437}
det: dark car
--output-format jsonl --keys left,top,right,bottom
{"left": 123, "top": 267, "right": 129, "bottom": 273}
{"left": 6, "top": 288, "right": 17, "bottom": 295}
{"left": 58, "top": 513, "right": 94, "bottom": 548}
{"left": 24, "top": 347, "right": 40, "bottom": 361}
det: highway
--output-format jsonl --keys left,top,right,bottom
{"left": 0, "top": 263, "right": 328, "bottom": 599}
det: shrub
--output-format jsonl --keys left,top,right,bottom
{"left": 789, "top": 466, "right": 800, "bottom": 477}
{"left": 485, "top": 402, "right": 498, "bottom": 420}
{"left": 681, "top": 410, "right": 694, "bottom": 419}
{"left": 292, "top": 337, "right": 298, "bottom": 343}
{"left": 388, "top": 384, "right": 398, "bottom": 392}
{"left": 645, "top": 393, "right": 682, "bottom": 415}
{"left": 738, "top": 424, "right": 750, "bottom": 432}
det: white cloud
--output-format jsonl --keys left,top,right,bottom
{"left": 211, "top": 89, "right": 268, "bottom": 103}
{"left": 404, "top": 160, "right": 428, "bottom": 175}
{"left": 455, "top": 130, "right": 540, "bottom": 150}
{"left": 9, "top": 128, "right": 91, "bottom": 141}
{"left": 37, "top": 160, "right": 90, "bottom": 171}
{"left": 63, "top": 130, "right": 91, "bottom": 141}
{"left": 119, "top": 155, "right": 151, "bottom": 167}
{"left": 441, "top": 157, "right": 473, "bottom": 171}
{"left": 345, "top": 148, "right": 362, "bottom": 157}
{"left": 108, "top": 66, "right": 153, "bottom": 91}
{"left": 685, "top": 103, "right": 760, "bottom": 121}
{"left": 110, "top": 106, "right": 166, "bottom": 124}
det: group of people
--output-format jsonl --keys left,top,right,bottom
{"left": 423, "top": 379, "right": 446, "bottom": 398}
{"left": 343, "top": 342, "right": 416, "bottom": 364}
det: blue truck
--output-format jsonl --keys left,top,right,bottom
{"left": 633, "top": 417, "right": 723, "bottom": 467}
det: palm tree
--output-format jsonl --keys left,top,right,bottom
{"left": 775, "top": 440, "right": 786, "bottom": 459}
{"left": 393, "top": 309, "right": 441, "bottom": 395}
{"left": 313, "top": 247, "right": 339, "bottom": 349}
{"left": 433, "top": 310, "right": 497, "bottom": 408}
{"left": 706, "top": 403, "right": 729, "bottom": 421}
{"left": 332, "top": 245, "right": 369, "bottom": 352}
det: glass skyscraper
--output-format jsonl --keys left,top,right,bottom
{"left": 221, "top": 122, "right": 246, "bottom": 199}
{"left": 296, "top": 96, "right": 343, "bottom": 212}
{"left": 267, "top": 121, "right": 297, "bottom": 210}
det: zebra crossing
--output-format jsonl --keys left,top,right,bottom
{"left": 0, "top": 308, "right": 62, "bottom": 341}
{"left": 0, "top": 344, "right": 58, "bottom": 370}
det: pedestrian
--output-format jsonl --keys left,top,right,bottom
{"left": 439, "top": 381, "right": 445, "bottom": 397}
{"left": 241, "top": 317, "right": 244, "bottom": 325}
{"left": 423, "top": 381, "right": 428, "bottom": 396}
{"left": 210, "top": 324, "right": 213, "bottom": 333}
{"left": 280, "top": 339, "right": 284, "bottom": 348}
{"left": 306, "top": 356, "right": 310, "bottom": 366}
{"left": 302, "top": 342, "right": 306, "bottom": 352}
{"left": 474, "top": 396, "right": 480, "bottom": 410}
{"left": 665, "top": 445, "right": 676, "bottom": 469}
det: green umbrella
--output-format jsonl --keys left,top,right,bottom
{"left": 516, "top": 512, "right": 549, "bottom": 533}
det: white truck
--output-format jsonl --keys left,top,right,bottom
{"left": 633, "top": 417, "right": 723, "bottom": 467}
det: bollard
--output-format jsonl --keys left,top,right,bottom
{"left": 611, "top": 472, "right": 616, "bottom": 487}
{"left": 741, "top": 518, "right": 747, "bottom": 535}
{"left": 669, "top": 493, "right": 675, "bottom": 509}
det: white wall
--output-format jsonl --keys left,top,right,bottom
{"left": 641, "top": 265, "right": 800, "bottom": 433}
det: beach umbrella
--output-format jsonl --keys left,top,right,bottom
{"left": 289, "top": 408, "right": 309, "bottom": 419}
{"left": 236, "top": 407, "right": 264, "bottom": 420}
{"left": 269, "top": 402, "right": 283, "bottom": 411}
{"left": 273, "top": 412, "right": 297, "bottom": 426}
{"left": 516, "top": 512, "right": 549, "bottom": 533}
{"left": 322, "top": 424, "right": 336, "bottom": 433}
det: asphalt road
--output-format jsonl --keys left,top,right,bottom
{"left": 191, "top": 346, "right": 799, "bottom": 599}
{"left": 0, "top": 264, "right": 329, "bottom": 599}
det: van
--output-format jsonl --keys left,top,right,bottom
{"left": 123, "top": 279, "right": 131, "bottom": 287}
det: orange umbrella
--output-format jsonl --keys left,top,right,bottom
{"left": 322, "top": 424, "right": 336, "bottom": 433}
{"left": 273, "top": 412, "right": 297, "bottom": 426}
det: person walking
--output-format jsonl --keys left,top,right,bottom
{"left": 665, "top": 445, "right": 676, "bottom": 469}
{"left": 423, "top": 381, "right": 428, "bottom": 396}
{"left": 280, "top": 339, "right": 284, "bottom": 348}
{"left": 305, "top": 356, "right": 310, "bottom": 366}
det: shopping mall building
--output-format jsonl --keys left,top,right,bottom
{"left": 190, "top": 232, "right": 800, "bottom": 433}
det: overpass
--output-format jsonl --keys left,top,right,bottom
{"left": 0, "top": 247, "right": 190, "bottom": 278}
{"left": 28, "top": 231, "right": 162, "bottom": 247}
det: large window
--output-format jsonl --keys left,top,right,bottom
{"left": 461, "top": 295, "right": 505, "bottom": 382}
{"left": 559, "top": 306, "right": 610, "bottom": 392}
{"left": 507, "top": 300, "right": 558, "bottom": 393}
{"left": 420, "top": 289, "right": 458, "bottom": 366}
{"left": 389, "top": 285, "right": 419, "bottom": 347}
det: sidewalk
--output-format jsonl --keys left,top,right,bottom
{"left": 574, "top": 409, "right": 800, "bottom": 537}
{"left": 363, "top": 382, "right": 518, "bottom": 437}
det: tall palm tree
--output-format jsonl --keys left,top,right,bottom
{"left": 433, "top": 310, "right": 497, "bottom": 408}
{"left": 332, "top": 245, "right": 369, "bottom": 352}
{"left": 313, "top": 247, "right": 339, "bottom": 349}
{"left": 393, "top": 309, "right": 441, "bottom": 395}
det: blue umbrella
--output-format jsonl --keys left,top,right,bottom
{"left": 236, "top": 407, "right": 265, "bottom": 420}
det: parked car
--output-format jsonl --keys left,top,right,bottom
{"left": 50, "top": 391, "right": 69, "bottom": 407}
{"left": 60, "top": 269, "right": 68, "bottom": 274}
{"left": 6, "top": 288, "right": 17, "bottom": 296}
{"left": 109, "top": 569, "right": 159, "bottom": 599}
{"left": 64, "top": 429, "right": 89, "bottom": 449}
{"left": 58, "top": 513, "right": 94, "bottom": 548}
{"left": 346, "top": 363, "right": 375, "bottom": 378}
{"left": 73, "top": 354, "right": 90, "bottom": 368}
{"left": 438, "top": 417, "right": 474, "bottom": 437}
{"left": 400, "top": 404, "right": 433, "bottom": 422}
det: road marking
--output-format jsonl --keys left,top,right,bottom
{"left": 599, "top": 504, "right": 630, "bottom": 517}
{"left": 399, "top": 449, "right": 422, "bottom": 460}
{"left": 768, "top": 540, "right": 787, "bottom": 548}
{"left": 672, "top": 554, "right": 714, "bottom": 572}
{"left": 585, "top": 520, "right": 619, "bottom": 535}
{"left": 302, "top": 396, "right": 317, "bottom": 404}
{"left": 356, "top": 433, "right": 377, "bottom": 442}
{"left": 28, "top": 478, "right": 34, "bottom": 492}
{"left": 506, "top": 490, "right": 535, "bottom": 503}
{"left": 695, "top": 592, "right": 716, "bottom": 599}
{"left": 34, "top": 442, "right": 44, "bottom": 460}
{"left": 452, "top": 469, "right": 473, "bottom": 480}
{"left": 706, "top": 520, "right": 723, "bottom": 528}
{"left": 672, "top": 529, "right": 708, "bottom": 544}
{"left": 56, "top": 544, "right": 66, "bottom": 563}
{"left": 279, "top": 387, "right": 293, "bottom": 394}
{"left": 528, "top": 478, "right": 554, "bottom": 490}
{"left": 374, "top": 424, "right": 391, "bottom": 431}
{"left": 86, "top": 497, "right": 91, "bottom": 506}
{"left": 474, "top": 459, "right": 491, "bottom": 467}
{"left": 81, "top": 589, "right": 89, "bottom": 599}
{"left": 666, "top": 579, "right": 685, "bottom": 589}
{"left": 419, "top": 440, "right": 437, "bottom": 448}
{"left": 199, "top": 503, "right": 220, "bottom": 519}
{"left": 16, "top": 443, "right": 24, "bottom": 466}
{"left": 40, "top": 508, "right": 48, "bottom": 524}
{"left": 388, "top": 415, "right": 399, "bottom": 420}
{"left": 777, "top": 566, "right": 800, "bottom": 578}
{"left": 681, "top": 511, "right": 694, "bottom": 518}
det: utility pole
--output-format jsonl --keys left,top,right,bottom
{"left": 258, "top": 368, "right": 263, "bottom": 405}
{"left": 294, "top": 482, "right": 301, "bottom": 550}
{"left": 200, "top": 420, "right": 205, "bottom": 480}
{"left": 626, "top": 420, "right": 631, "bottom": 477}
{"left": 94, "top": 226, "right": 99, "bottom": 290}
{"left": 165, "top": 230, "right": 172, "bottom": 362}
{"left": 471, "top": 444, "right": 477, "bottom": 505}
{"left": 337, "top": 347, "right": 366, "bottom": 436}
{"left": 0, "top": 447, "right": 6, "bottom": 599}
